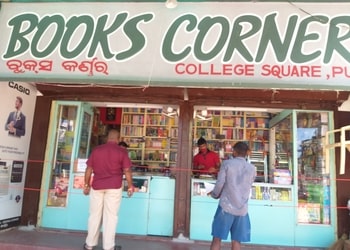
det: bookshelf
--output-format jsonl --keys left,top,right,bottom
{"left": 121, "top": 108, "right": 178, "bottom": 171}
{"left": 192, "top": 109, "right": 271, "bottom": 181}
{"left": 193, "top": 109, "right": 270, "bottom": 155}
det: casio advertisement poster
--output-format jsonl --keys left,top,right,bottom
{"left": 0, "top": 82, "right": 37, "bottom": 230}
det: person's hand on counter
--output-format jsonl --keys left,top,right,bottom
{"left": 207, "top": 190, "right": 220, "bottom": 199}
{"left": 197, "top": 165, "right": 205, "bottom": 170}
{"left": 127, "top": 186, "right": 134, "bottom": 197}
{"left": 208, "top": 167, "right": 217, "bottom": 173}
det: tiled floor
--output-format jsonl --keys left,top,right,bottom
{"left": 0, "top": 226, "right": 327, "bottom": 250}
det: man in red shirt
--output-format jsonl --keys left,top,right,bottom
{"left": 83, "top": 129, "right": 134, "bottom": 250}
{"left": 193, "top": 137, "right": 220, "bottom": 177}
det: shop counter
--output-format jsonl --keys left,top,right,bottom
{"left": 249, "top": 182, "right": 294, "bottom": 245}
{"left": 189, "top": 179, "right": 295, "bottom": 246}
{"left": 41, "top": 174, "right": 175, "bottom": 236}
{"left": 117, "top": 178, "right": 150, "bottom": 235}
{"left": 147, "top": 176, "right": 175, "bottom": 236}
{"left": 117, "top": 176, "right": 175, "bottom": 236}
{"left": 189, "top": 179, "right": 218, "bottom": 241}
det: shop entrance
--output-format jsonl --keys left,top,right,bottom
{"left": 36, "top": 100, "right": 337, "bottom": 247}
{"left": 38, "top": 101, "right": 179, "bottom": 236}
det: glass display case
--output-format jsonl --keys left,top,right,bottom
{"left": 190, "top": 179, "right": 218, "bottom": 241}
{"left": 270, "top": 110, "right": 333, "bottom": 225}
{"left": 269, "top": 111, "right": 293, "bottom": 185}
{"left": 47, "top": 105, "right": 78, "bottom": 207}
{"left": 117, "top": 176, "right": 150, "bottom": 235}
{"left": 296, "top": 111, "right": 331, "bottom": 225}
{"left": 43, "top": 101, "right": 93, "bottom": 208}
{"left": 269, "top": 109, "right": 335, "bottom": 247}
{"left": 250, "top": 182, "right": 292, "bottom": 201}
{"left": 78, "top": 111, "right": 92, "bottom": 158}
{"left": 249, "top": 182, "right": 294, "bottom": 245}
{"left": 189, "top": 178, "right": 295, "bottom": 244}
{"left": 117, "top": 176, "right": 175, "bottom": 236}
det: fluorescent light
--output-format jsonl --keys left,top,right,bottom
{"left": 90, "top": 102, "right": 163, "bottom": 109}
{"left": 167, "top": 106, "right": 174, "bottom": 113}
{"left": 195, "top": 106, "right": 268, "bottom": 112}
{"left": 165, "top": 0, "right": 178, "bottom": 8}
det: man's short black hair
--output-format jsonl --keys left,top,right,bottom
{"left": 197, "top": 137, "right": 207, "bottom": 146}
{"left": 233, "top": 142, "right": 249, "bottom": 155}
{"left": 118, "top": 141, "right": 129, "bottom": 148}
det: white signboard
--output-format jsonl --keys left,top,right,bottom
{"left": 0, "top": 2, "right": 350, "bottom": 89}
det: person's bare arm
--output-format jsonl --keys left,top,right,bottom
{"left": 83, "top": 166, "right": 93, "bottom": 195}
{"left": 124, "top": 168, "right": 134, "bottom": 197}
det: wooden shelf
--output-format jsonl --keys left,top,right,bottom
{"left": 121, "top": 108, "right": 178, "bottom": 167}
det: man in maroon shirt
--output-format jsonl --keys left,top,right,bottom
{"left": 193, "top": 137, "right": 220, "bottom": 177}
{"left": 83, "top": 129, "right": 134, "bottom": 250}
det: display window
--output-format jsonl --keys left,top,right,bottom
{"left": 296, "top": 111, "right": 331, "bottom": 225}
{"left": 47, "top": 105, "right": 78, "bottom": 207}
{"left": 270, "top": 110, "right": 333, "bottom": 226}
{"left": 119, "top": 106, "right": 178, "bottom": 173}
{"left": 192, "top": 106, "right": 278, "bottom": 181}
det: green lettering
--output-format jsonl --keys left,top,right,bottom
{"left": 3, "top": 14, "right": 38, "bottom": 58}
{"left": 32, "top": 15, "right": 65, "bottom": 57}
{"left": 291, "top": 15, "right": 326, "bottom": 63}
{"left": 88, "top": 13, "right": 127, "bottom": 59}
{"left": 224, "top": 15, "right": 260, "bottom": 62}
{"left": 117, "top": 13, "right": 153, "bottom": 60}
{"left": 324, "top": 16, "right": 350, "bottom": 63}
{"left": 194, "top": 16, "right": 229, "bottom": 61}
{"left": 60, "top": 15, "right": 93, "bottom": 58}
{"left": 162, "top": 14, "right": 197, "bottom": 62}
{"left": 256, "top": 13, "right": 297, "bottom": 62}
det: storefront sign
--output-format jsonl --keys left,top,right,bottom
{"left": 0, "top": 82, "right": 37, "bottom": 230}
{"left": 0, "top": 2, "right": 350, "bottom": 89}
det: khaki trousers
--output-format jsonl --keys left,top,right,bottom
{"left": 86, "top": 188, "right": 122, "bottom": 250}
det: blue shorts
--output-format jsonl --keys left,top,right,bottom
{"left": 211, "top": 205, "right": 251, "bottom": 242}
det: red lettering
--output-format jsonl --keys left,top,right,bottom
{"left": 175, "top": 63, "right": 255, "bottom": 76}
{"left": 332, "top": 66, "right": 350, "bottom": 78}
{"left": 261, "top": 64, "right": 321, "bottom": 78}
{"left": 6, "top": 59, "right": 53, "bottom": 74}
{"left": 61, "top": 58, "right": 109, "bottom": 76}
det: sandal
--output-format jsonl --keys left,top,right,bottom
{"left": 83, "top": 243, "right": 93, "bottom": 250}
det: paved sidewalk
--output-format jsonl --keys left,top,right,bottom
{"left": 0, "top": 226, "right": 326, "bottom": 250}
